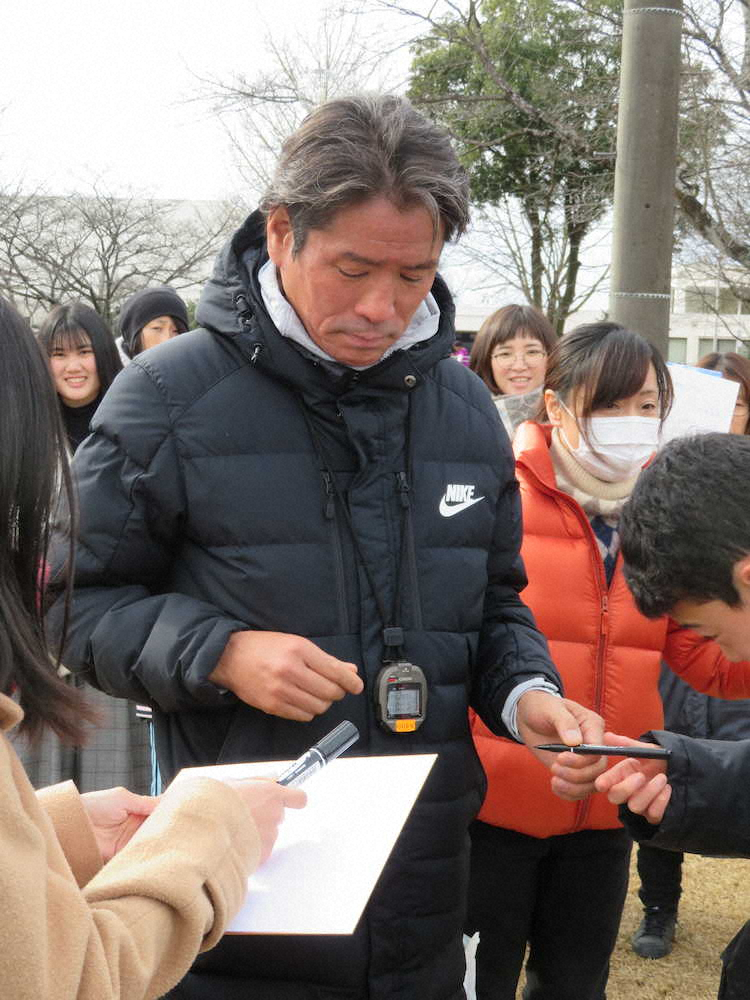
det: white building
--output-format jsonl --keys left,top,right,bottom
{"left": 454, "top": 273, "right": 750, "bottom": 363}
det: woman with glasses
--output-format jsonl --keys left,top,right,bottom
{"left": 469, "top": 304, "right": 556, "bottom": 441}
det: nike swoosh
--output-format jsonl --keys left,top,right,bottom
{"left": 439, "top": 496, "right": 485, "bottom": 518}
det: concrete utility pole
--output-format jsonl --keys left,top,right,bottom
{"left": 608, "top": 0, "right": 684, "bottom": 357}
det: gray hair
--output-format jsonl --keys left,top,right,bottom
{"left": 260, "top": 93, "right": 470, "bottom": 251}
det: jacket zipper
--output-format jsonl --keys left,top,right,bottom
{"left": 572, "top": 581, "right": 611, "bottom": 831}
{"left": 321, "top": 471, "right": 350, "bottom": 633}
{"left": 396, "top": 472, "right": 423, "bottom": 630}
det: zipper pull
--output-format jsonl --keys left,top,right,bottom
{"left": 601, "top": 594, "right": 609, "bottom": 635}
{"left": 321, "top": 471, "right": 335, "bottom": 519}
{"left": 234, "top": 293, "right": 256, "bottom": 333}
{"left": 396, "top": 472, "right": 410, "bottom": 508}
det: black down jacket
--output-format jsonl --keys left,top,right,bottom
{"left": 621, "top": 729, "right": 750, "bottom": 858}
{"left": 49, "top": 211, "right": 560, "bottom": 1000}
{"left": 658, "top": 661, "right": 750, "bottom": 742}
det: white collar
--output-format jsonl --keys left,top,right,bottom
{"left": 256, "top": 258, "right": 440, "bottom": 371}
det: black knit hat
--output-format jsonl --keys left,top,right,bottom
{"left": 118, "top": 286, "right": 189, "bottom": 358}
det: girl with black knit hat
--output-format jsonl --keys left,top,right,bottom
{"left": 118, "top": 285, "right": 189, "bottom": 358}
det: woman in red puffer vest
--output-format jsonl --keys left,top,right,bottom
{"left": 467, "top": 322, "right": 750, "bottom": 1000}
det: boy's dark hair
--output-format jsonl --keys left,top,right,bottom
{"left": 620, "top": 433, "right": 750, "bottom": 617}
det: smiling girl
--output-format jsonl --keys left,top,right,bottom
{"left": 21, "top": 303, "right": 151, "bottom": 797}
{"left": 37, "top": 303, "right": 123, "bottom": 452}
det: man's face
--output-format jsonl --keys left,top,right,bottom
{"left": 266, "top": 196, "right": 443, "bottom": 367}
{"left": 672, "top": 559, "right": 750, "bottom": 661}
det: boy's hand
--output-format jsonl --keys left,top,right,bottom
{"left": 594, "top": 732, "right": 671, "bottom": 824}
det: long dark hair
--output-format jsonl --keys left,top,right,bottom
{"left": 697, "top": 351, "right": 750, "bottom": 435}
{"left": 37, "top": 302, "right": 123, "bottom": 395}
{"left": 469, "top": 304, "right": 557, "bottom": 394}
{"left": 0, "top": 298, "right": 94, "bottom": 742}
{"left": 542, "top": 322, "right": 673, "bottom": 442}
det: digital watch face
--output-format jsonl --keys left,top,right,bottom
{"left": 386, "top": 682, "right": 422, "bottom": 720}
{"left": 376, "top": 661, "right": 427, "bottom": 733}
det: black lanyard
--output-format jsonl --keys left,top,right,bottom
{"left": 297, "top": 395, "right": 414, "bottom": 660}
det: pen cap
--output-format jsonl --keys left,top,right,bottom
{"left": 316, "top": 721, "right": 359, "bottom": 761}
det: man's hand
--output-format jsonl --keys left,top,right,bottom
{"left": 516, "top": 691, "right": 607, "bottom": 801}
{"left": 209, "top": 630, "right": 364, "bottom": 721}
{"left": 594, "top": 732, "right": 671, "bottom": 825}
{"left": 81, "top": 787, "right": 159, "bottom": 862}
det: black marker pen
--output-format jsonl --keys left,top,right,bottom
{"left": 536, "top": 743, "right": 671, "bottom": 760}
{"left": 276, "top": 721, "right": 360, "bottom": 787}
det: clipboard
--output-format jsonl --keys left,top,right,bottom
{"left": 177, "top": 752, "right": 436, "bottom": 934}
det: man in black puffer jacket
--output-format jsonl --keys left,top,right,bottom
{"left": 48, "top": 95, "right": 604, "bottom": 1000}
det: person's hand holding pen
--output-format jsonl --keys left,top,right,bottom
{"left": 221, "top": 780, "right": 307, "bottom": 864}
{"left": 515, "top": 691, "right": 608, "bottom": 802}
{"left": 594, "top": 732, "right": 671, "bottom": 825}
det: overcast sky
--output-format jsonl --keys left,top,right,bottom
{"left": 1, "top": 0, "right": 405, "bottom": 201}
{"left": 1, "top": 0, "right": 610, "bottom": 311}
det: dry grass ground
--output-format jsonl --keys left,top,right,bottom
{"left": 502, "top": 852, "right": 750, "bottom": 999}
{"left": 606, "top": 852, "right": 750, "bottom": 1000}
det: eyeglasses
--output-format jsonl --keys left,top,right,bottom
{"left": 491, "top": 347, "right": 547, "bottom": 365}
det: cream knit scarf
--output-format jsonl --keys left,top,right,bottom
{"left": 549, "top": 428, "right": 637, "bottom": 520}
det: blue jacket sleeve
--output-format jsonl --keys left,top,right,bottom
{"left": 46, "top": 361, "right": 246, "bottom": 713}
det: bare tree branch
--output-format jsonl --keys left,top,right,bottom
{"left": 0, "top": 184, "right": 242, "bottom": 324}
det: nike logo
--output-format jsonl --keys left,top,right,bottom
{"left": 439, "top": 484, "right": 485, "bottom": 518}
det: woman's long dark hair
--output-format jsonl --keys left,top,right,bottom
{"left": 0, "top": 298, "right": 94, "bottom": 742}
{"left": 37, "top": 302, "right": 123, "bottom": 395}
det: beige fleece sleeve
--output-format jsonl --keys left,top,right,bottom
{"left": 0, "top": 743, "right": 261, "bottom": 1000}
{"left": 37, "top": 780, "right": 103, "bottom": 887}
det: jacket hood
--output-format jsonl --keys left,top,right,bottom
{"left": 195, "top": 209, "right": 458, "bottom": 394}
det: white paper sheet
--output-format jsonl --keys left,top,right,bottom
{"left": 660, "top": 363, "right": 739, "bottom": 444}
{"left": 177, "top": 753, "right": 436, "bottom": 934}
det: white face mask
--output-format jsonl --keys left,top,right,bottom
{"left": 558, "top": 400, "right": 661, "bottom": 482}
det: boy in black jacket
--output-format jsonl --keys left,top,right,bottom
{"left": 593, "top": 433, "right": 750, "bottom": 999}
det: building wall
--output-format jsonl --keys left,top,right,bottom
{"left": 455, "top": 298, "right": 750, "bottom": 364}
